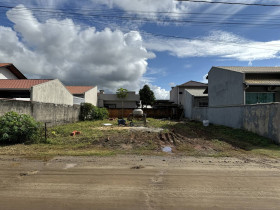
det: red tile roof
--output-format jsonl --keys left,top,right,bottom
{"left": 0, "top": 79, "right": 51, "bottom": 89}
{"left": 66, "top": 86, "right": 95, "bottom": 94}
{"left": 0, "top": 63, "right": 27, "bottom": 79}
{"left": 0, "top": 63, "right": 12, "bottom": 68}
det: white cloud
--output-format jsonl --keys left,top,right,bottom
{"left": 201, "top": 74, "right": 208, "bottom": 84}
{"left": 1, "top": 5, "right": 155, "bottom": 92}
{"left": 95, "top": 0, "right": 197, "bottom": 19}
{"left": 144, "top": 30, "right": 280, "bottom": 62}
{"left": 149, "top": 84, "right": 169, "bottom": 100}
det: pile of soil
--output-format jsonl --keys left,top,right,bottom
{"left": 94, "top": 126, "right": 216, "bottom": 153}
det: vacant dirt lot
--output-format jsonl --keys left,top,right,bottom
{"left": 1, "top": 155, "right": 280, "bottom": 210}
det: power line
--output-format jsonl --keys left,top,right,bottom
{"left": 176, "top": 0, "right": 280, "bottom": 7}
{"left": 3, "top": 4, "right": 280, "bottom": 28}
{"left": 7, "top": 13, "right": 280, "bottom": 52}
{"left": 6, "top": 8, "right": 280, "bottom": 29}
{"left": 1, "top": 2, "right": 280, "bottom": 16}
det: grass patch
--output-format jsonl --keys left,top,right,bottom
{"left": 0, "top": 118, "right": 279, "bottom": 158}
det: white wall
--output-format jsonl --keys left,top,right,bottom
{"left": 31, "top": 79, "right": 73, "bottom": 105}
{"left": 84, "top": 86, "right": 97, "bottom": 106}
{"left": 170, "top": 87, "right": 178, "bottom": 104}
{"left": 73, "top": 96, "right": 85, "bottom": 105}
{"left": 182, "top": 90, "right": 193, "bottom": 119}
{"left": 170, "top": 86, "right": 191, "bottom": 105}
{"left": 0, "top": 67, "right": 18, "bottom": 79}
{"left": 98, "top": 91, "right": 140, "bottom": 108}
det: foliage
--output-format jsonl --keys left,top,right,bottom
{"left": 80, "top": 103, "right": 108, "bottom": 121}
{"left": 91, "top": 106, "right": 109, "bottom": 120}
{"left": 139, "top": 85, "right": 155, "bottom": 108}
{"left": 116, "top": 88, "right": 128, "bottom": 99}
{"left": 79, "top": 103, "right": 95, "bottom": 121}
{"left": 0, "top": 111, "right": 42, "bottom": 144}
{"left": 0, "top": 118, "right": 280, "bottom": 158}
{"left": 116, "top": 88, "right": 128, "bottom": 118}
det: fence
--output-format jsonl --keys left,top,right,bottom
{"left": 0, "top": 99, "right": 80, "bottom": 126}
{"left": 190, "top": 102, "right": 280, "bottom": 144}
{"left": 108, "top": 108, "right": 181, "bottom": 119}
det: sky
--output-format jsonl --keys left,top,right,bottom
{"left": 0, "top": 0, "right": 280, "bottom": 99}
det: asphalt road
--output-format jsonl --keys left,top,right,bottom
{"left": 0, "top": 155, "right": 280, "bottom": 209}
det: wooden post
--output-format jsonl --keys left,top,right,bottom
{"left": 45, "top": 122, "right": 47, "bottom": 142}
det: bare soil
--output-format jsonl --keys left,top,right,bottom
{"left": 94, "top": 127, "right": 225, "bottom": 155}
{"left": 1, "top": 155, "right": 280, "bottom": 209}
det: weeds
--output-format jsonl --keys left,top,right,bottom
{"left": 0, "top": 118, "right": 279, "bottom": 158}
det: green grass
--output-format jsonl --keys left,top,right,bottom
{"left": 166, "top": 120, "right": 280, "bottom": 158}
{"left": 0, "top": 118, "right": 280, "bottom": 159}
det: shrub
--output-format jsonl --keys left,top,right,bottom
{"left": 79, "top": 103, "right": 95, "bottom": 121}
{"left": 91, "top": 107, "right": 109, "bottom": 120}
{"left": 80, "top": 103, "right": 109, "bottom": 121}
{"left": 0, "top": 112, "right": 42, "bottom": 144}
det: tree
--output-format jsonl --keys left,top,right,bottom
{"left": 139, "top": 85, "right": 155, "bottom": 108}
{"left": 116, "top": 88, "right": 128, "bottom": 118}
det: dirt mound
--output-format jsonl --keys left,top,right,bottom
{"left": 95, "top": 129, "right": 215, "bottom": 154}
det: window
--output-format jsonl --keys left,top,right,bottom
{"left": 199, "top": 102, "right": 208, "bottom": 107}
{"left": 246, "top": 92, "right": 275, "bottom": 104}
{"left": 104, "top": 104, "right": 116, "bottom": 108}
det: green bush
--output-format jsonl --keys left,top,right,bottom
{"left": 80, "top": 103, "right": 109, "bottom": 121}
{"left": 0, "top": 112, "right": 42, "bottom": 144}
{"left": 91, "top": 107, "right": 109, "bottom": 120}
{"left": 79, "top": 103, "right": 95, "bottom": 121}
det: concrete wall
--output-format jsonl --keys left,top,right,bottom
{"left": 170, "top": 87, "right": 178, "bottom": 104}
{"left": 0, "top": 99, "right": 80, "bottom": 126}
{"left": 170, "top": 86, "right": 186, "bottom": 105}
{"left": 99, "top": 92, "right": 140, "bottom": 101}
{"left": 31, "top": 79, "right": 73, "bottom": 105}
{"left": 208, "top": 67, "right": 245, "bottom": 106}
{"left": 84, "top": 86, "right": 97, "bottom": 106}
{"left": 182, "top": 90, "right": 193, "bottom": 118}
{"left": 192, "top": 107, "right": 208, "bottom": 121}
{"left": 190, "top": 102, "right": 280, "bottom": 143}
{"left": 243, "top": 103, "right": 280, "bottom": 143}
{"left": 73, "top": 96, "right": 85, "bottom": 105}
{"left": 0, "top": 67, "right": 18, "bottom": 79}
{"left": 208, "top": 106, "right": 243, "bottom": 129}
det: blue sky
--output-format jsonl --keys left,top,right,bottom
{"left": 0, "top": 0, "right": 280, "bottom": 99}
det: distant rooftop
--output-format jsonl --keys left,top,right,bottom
{"left": 245, "top": 74, "right": 280, "bottom": 86}
{"left": 0, "top": 63, "right": 27, "bottom": 79}
{"left": 66, "top": 86, "right": 95, "bottom": 94}
{"left": 178, "top": 80, "right": 207, "bottom": 87}
{"left": 185, "top": 88, "right": 208, "bottom": 97}
{"left": 214, "top": 66, "right": 280, "bottom": 73}
{"left": 0, "top": 79, "right": 51, "bottom": 89}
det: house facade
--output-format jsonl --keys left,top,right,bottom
{"left": 0, "top": 63, "right": 27, "bottom": 79}
{"left": 170, "top": 81, "right": 208, "bottom": 105}
{"left": 182, "top": 88, "right": 208, "bottom": 119}
{"left": 66, "top": 86, "right": 98, "bottom": 106}
{"left": 98, "top": 90, "right": 140, "bottom": 109}
{"left": 208, "top": 66, "right": 280, "bottom": 107}
{"left": 0, "top": 63, "right": 101, "bottom": 106}
{"left": 0, "top": 79, "right": 73, "bottom": 105}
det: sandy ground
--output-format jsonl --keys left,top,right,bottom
{"left": 1, "top": 155, "right": 280, "bottom": 209}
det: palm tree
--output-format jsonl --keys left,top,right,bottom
{"left": 116, "top": 88, "right": 128, "bottom": 118}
